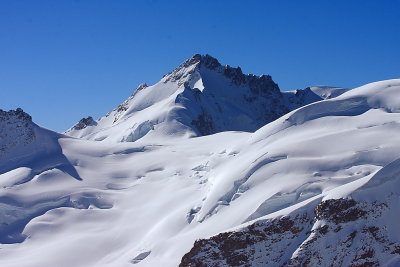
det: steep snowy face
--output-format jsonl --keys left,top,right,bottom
{"left": 282, "top": 87, "right": 323, "bottom": 110}
{"left": 65, "top": 54, "right": 323, "bottom": 142}
{"left": 0, "top": 109, "right": 51, "bottom": 174}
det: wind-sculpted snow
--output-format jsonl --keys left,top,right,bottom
{"left": 309, "top": 85, "right": 350, "bottom": 99}
{"left": 181, "top": 153, "right": 400, "bottom": 266}
{"left": 1, "top": 79, "right": 400, "bottom": 267}
{"left": 0, "top": 191, "right": 111, "bottom": 244}
{"left": 0, "top": 110, "right": 107, "bottom": 245}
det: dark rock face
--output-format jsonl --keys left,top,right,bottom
{"left": 0, "top": 108, "right": 32, "bottom": 122}
{"left": 315, "top": 198, "right": 367, "bottom": 224}
{"left": 183, "top": 54, "right": 222, "bottom": 71}
{"left": 191, "top": 113, "right": 215, "bottom": 136}
{"left": 72, "top": 116, "right": 96, "bottom": 130}
{"left": 180, "top": 214, "right": 311, "bottom": 267}
{"left": 285, "top": 88, "right": 322, "bottom": 108}
{"left": 0, "top": 108, "right": 35, "bottom": 154}
{"left": 285, "top": 199, "right": 394, "bottom": 267}
{"left": 180, "top": 198, "right": 399, "bottom": 267}
{"left": 196, "top": 54, "right": 221, "bottom": 70}
{"left": 247, "top": 74, "right": 280, "bottom": 95}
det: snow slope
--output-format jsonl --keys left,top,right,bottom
{"left": 309, "top": 85, "right": 350, "bottom": 99}
{"left": 65, "top": 54, "right": 322, "bottom": 142}
{"left": 1, "top": 79, "right": 400, "bottom": 266}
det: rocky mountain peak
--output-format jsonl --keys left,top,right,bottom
{"left": 164, "top": 54, "right": 280, "bottom": 94}
{"left": 72, "top": 116, "right": 96, "bottom": 131}
{"left": 179, "top": 54, "right": 222, "bottom": 71}
{"left": 194, "top": 54, "right": 222, "bottom": 70}
{"left": 0, "top": 108, "right": 32, "bottom": 122}
{"left": 163, "top": 54, "right": 221, "bottom": 84}
{"left": 0, "top": 108, "right": 35, "bottom": 156}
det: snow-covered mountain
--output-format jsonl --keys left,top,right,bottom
{"left": 65, "top": 54, "right": 322, "bottom": 142}
{"left": 0, "top": 109, "right": 70, "bottom": 176}
{"left": 1, "top": 55, "right": 400, "bottom": 267}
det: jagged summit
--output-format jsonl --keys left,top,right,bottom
{"left": 172, "top": 54, "right": 222, "bottom": 72}
{"left": 71, "top": 116, "right": 96, "bottom": 131}
{"left": 0, "top": 108, "right": 32, "bottom": 122}
{"left": 0, "top": 108, "right": 35, "bottom": 156}
{"left": 163, "top": 54, "right": 223, "bottom": 86}
{"left": 185, "top": 54, "right": 221, "bottom": 69}
{"left": 164, "top": 54, "right": 279, "bottom": 94}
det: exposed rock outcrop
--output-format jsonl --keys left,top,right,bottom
{"left": 72, "top": 116, "right": 96, "bottom": 131}
{"left": 0, "top": 108, "right": 35, "bottom": 155}
{"left": 180, "top": 198, "right": 400, "bottom": 267}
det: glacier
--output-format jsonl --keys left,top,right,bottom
{"left": 0, "top": 55, "right": 399, "bottom": 267}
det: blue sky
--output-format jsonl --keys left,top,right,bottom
{"left": 1, "top": 0, "right": 399, "bottom": 131}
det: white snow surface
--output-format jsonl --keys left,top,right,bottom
{"left": 309, "top": 85, "right": 350, "bottom": 99}
{"left": 0, "top": 79, "right": 400, "bottom": 266}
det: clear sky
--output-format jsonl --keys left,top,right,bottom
{"left": 1, "top": 0, "right": 399, "bottom": 131}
